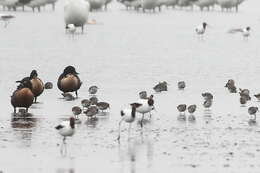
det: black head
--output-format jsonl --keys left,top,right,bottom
{"left": 202, "top": 22, "right": 207, "bottom": 29}
{"left": 246, "top": 27, "right": 250, "bottom": 31}
{"left": 63, "top": 66, "right": 79, "bottom": 75}
{"left": 30, "top": 70, "right": 38, "bottom": 79}
{"left": 16, "top": 79, "right": 33, "bottom": 90}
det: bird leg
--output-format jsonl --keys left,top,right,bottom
{"left": 117, "top": 120, "right": 122, "bottom": 141}
{"left": 128, "top": 123, "right": 132, "bottom": 138}
{"left": 34, "top": 97, "right": 37, "bottom": 103}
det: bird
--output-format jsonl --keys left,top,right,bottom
{"left": 81, "top": 99, "right": 91, "bottom": 108}
{"left": 96, "top": 102, "right": 110, "bottom": 112}
{"left": 240, "top": 96, "right": 247, "bottom": 106}
{"left": 11, "top": 79, "right": 34, "bottom": 114}
{"left": 65, "top": 24, "right": 76, "bottom": 34}
{"left": 84, "top": 105, "right": 99, "bottom": 118}
{"left": 195, "top": 22, "right": 208, "bottom": 38}
{"left": 64, "top": 0, "right": 90, "bottom": 33}
{"left": 55, "top": 117, "right": 75, "bottom": 155}
{"left": 177, "top": 104, "right": 186, "bottom": 114}
{"left": 225, "top": 79, "right": 237, "bottom": 93}
{"left": 134, "top": 95, "right": 155, "bottom": 127}
{"left": 153, "top": 81, "right": 168, "bottom": 92}
{"left": 44, "top": 82, "right": 53, "bottom": 89}
{"left": 228, "top": 27, "right": 251, "bottom": 40}
{"left": 57, "top": 66, "right": 82, "bottom": 98}
{"left": 117, "top": 103, "right": 142, "bottom": 141}
{"left": 72, "top": 106, "right": 82, "bottom": 119}
{"left": 139, "top": 91, "right": 148, "bottom": 99}
{"left": 187, "top": 104, "right": 196, "bottom": 121}
{"left": 89, "top": 96, "right": 98, "bottom": 105}
{"left": 248, "top": 106, "right": 258, "bottom": 122}
{"left": 239, "top": 88, "right": 251, "bottom": 101}
{"left": 254, "top": 93, "right": 260, "bottom": 101}
{"left": 202, "top": 92, "right": 213, "bottom": 100}
{"left": 0, "top": 14, "right": 15, "bottom": 27}
{"left": 88, "top": 85, "right": 99, "bottom": 95}
{"left": 62, "top": 93, "right": 75, "bottom": 101}
{"left": 21, "top": 70, "right": 44, "bottom": 103}
{"left": 203, "top": 99, "right": 212, "bottom": 109}
{"left": 178, "top": 81, "right": 186, "bottom": 90}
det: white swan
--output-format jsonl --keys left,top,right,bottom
{"left": 64, "top": 0, "right": 90, "bottom": 33}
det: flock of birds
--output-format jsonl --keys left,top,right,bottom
{"left": 10, "top": 64, "right": 260, "bottom": 154}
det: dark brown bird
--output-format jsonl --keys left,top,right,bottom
{"left": 21, "top": 70, "right": 44, "bottom": 103}
{"left": 11, "top": 79, "right": 34, "bottom": 113}
{"left": 177, "top": 104, "right": 187, "bottom": 113}
{"left": 84, "top": 106, "right": 99, "bottom": 118}
{"left": 96, "top": 102, "right": 110, "bottom": 112}
{"left": 89, "top": 96, "right": 98, "bottom": 105}
{"left": 57, "top": 66, "right": 82, "bottom": 98}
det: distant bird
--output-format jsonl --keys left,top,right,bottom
{"left": 178, "top": 81, "right": 186, "bottom": 90}
{"left": 0, "top": 14, "right": 15, "bottom": 27}
{"left": 117, "top": 103, "right": 142, "bottom": 141}
{"left": 96, "top": 102, "right": 110, "bottom": 112}
{"left": 228, "top": 27, "right": 251, "bottom": 40}
{"left": 203, "top": 99, "right": 212, "bottom": 109}
{"left": 66, "top": 24, "right": 76, "bottom": 34}
{"left": 225, "top": 79, "right": 237, "bottom": 93}
{"left": 177, "top": 104, "right": 187, "bottom": 114}
{"left": 21, "top": 70, "right": 44, "bottom": 103}
{"left": 81, "top": 99, "right": 91, "bottom": 108}
{"left": 188, "top": 104, "right": 196, "bottom": 114}
{"left": 195, "top": 22, "right": 208, "bottom": 38}
{"left": 57, "top": 66, "right": 82, "bottom": 98}
{"left": 202, "top": 92, "right": 213, "bottom": 100}
{"left": 62, "top": 93, "right": 75, "bottom": 101}
{"left": 88, "top": 85, "right": 99, "bottom": 95}
{"left": 254, "top": 93, "right": 260, "bottom": 101}
{"left": 153, "top": 81, "right": 168, "bottom": 92}
{"left": 55, "top": 117, "right": 75, "bottom": 154}
{"left": 64, "top": 0, "right": 90, "bottom": 33}
{"left": 248, "top": 106, "right": 258, "bottom": 121}
{"left": 139, "top": 91, "right": 148, "bottom": 99}
{"left": 72, "top": 106, "right": 82, "bottom": 119}
{"left": 84, "top": 105, "right": 99, "bottom": 118}
{"left": 44, "top": 82, "right": 53, "bottom": 89}
{"left": 134, "top": 95, "right": 155, "bottom": 127}
{"left": 11, "top": 79, "right": 34, "bottom": 113}
{"left": 89, "top": 96, "right": 98, "bottom": 105}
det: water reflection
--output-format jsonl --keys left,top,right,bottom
{"left": 118, "top": 136, "right": 153, "bottom": 173}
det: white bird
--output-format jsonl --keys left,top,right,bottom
{"left": 66, "top": 24, "right": 76, "bottom": 34}
{"left": 64, "top": 0, "right": 90, "bottom": 33}
{"left": 195, "top": 22, "right": 208, "bottom": 38}
{"left": 117, "top": 103, "right": 142, "bottom": 141}
{"left": 55, "top": 117, "right": 75, "bottom": 154}
{"left": 0, "top": 14, "right": 15, "bottom": 27}
{"left": 134, "top": 95, "right": 155, "bottom": 127}
{"left": 228, "top": 26, "right": 251, "bottom": 40}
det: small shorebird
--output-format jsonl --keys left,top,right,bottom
{"left": 55, "top": 117, "right": 75, "bottom": 155}
{"left": 187, "top": 104, "right": 196, "bottom": 121}
{"left": 44, "top": 82, "right": 53, "bottom": 89}
{"left": 84, "top": 105, "right": 99, "bottom": 118}
{"left": 228, "top": 27, "right": 251, "bottom": 40}
{"left": 248, "top": 106, "right": 258, "bottom": 122}
{"left": 117, "top": 103, "right": 142, "bottom": 141}
{"left": 89, "top": 96, "right": 98, "bottom": 105}
{"left": 195, "top": 22, "right": 208, "bottom": 39}
{"left": 72, "top": 106, "right": 82, "bottom": 119}
{"left": 177, "top": 104, "right": 186, "bottom": 114}
{"left": 178, "top": 81, "right": 186, "bottom": 90}
{"left": 225, "top": 79, "right": 237, "bottom": 93}
{"left": 240, "top": 96, "right": 247, "bottom": 106}
{"left": 139, "top": 91, "right": 148, "bottom": 99}
{"left": 153, "top": 81, "right": 168, "bottom": 92}
{"left": 202, "top": 92, "right": 213, "bottom": 100}
{"left": 81, "top": 99, "right": 91, "bottom": 108}
{"left": 254, "top": 93, "right": 260, "bottom": 101}
{"left": 96, "top": 102, "right": 110, "bottom": 112}
{"left": 203, "top": 99, "right": 212, "bottom": 109}
{"left": 88, "top": 85, "right": 99, "bottom": 95}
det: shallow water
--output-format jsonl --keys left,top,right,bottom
{"left": 1, "top": 1, "right": 260, "bottom": 172}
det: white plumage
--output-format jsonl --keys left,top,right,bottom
{"left": 195, "top": 22, "right": 208, "bottom": 35}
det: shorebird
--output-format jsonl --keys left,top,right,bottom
{"left": 225, "top": 79, "right": 237, "bottom": 93}
{"left": 254, "top": 93, "right": 260, "bottom": 101}
{"left": 11, "top": 79, "right": 34, "bottom": 113}
{"left": 202, "top": 92, "right": 213, "bottom": 100}
{"left": 203, "top": 99, "right": 212, "bottom": 109}
{"left": 195, "top": 22, "right": 208, "bottom": 39}
{"left": 89, "top": 96, "right": 98, "bottom": 105}
{"left": 72, "top": 106, "right": 82, "bottom": 119}
{"left": 187, "top": 104, "right": 196, "bottom": 121}
{"left": 139, "top": 91, "right": 148, "bottom": 99}
{"left": 239, "top": 88, "right": 251, "bottom": 101}
{"left": 228, "top": 27, "right": 251, "bottom": 40}
{"left": 0, "top": 14, "right": 15, "bottom": 27}
{"left": 117, "top": 103, "right": 142, "bottom": 141}
{"left": 248, "top": 106, "right": 258, "bottom": 122}
{"left": 178, "top": 81, "right": 186, "bottom": 90}
{"left": 88, "top": 85, "right": 99, "bottom": 95}
{"left": 84, "top": 105, "right": 99, "bottom": 118}
{"left": 55, "top": 117, "right": 75, "bottom": 155}
{"left": 153, "top": 81, "right": 168, "bottom": 92}
{"left": 240, "top": 96, "right": 247, "bottom": 106}
{"left": 44, "top": 82, "right": 53, "bottom": 89}
{"left": 96, "top": 102, "right": 110, "bottom": 112}
{"left": 81, "top": 99, "right": 91, "bottom": 108}
{"left": 177, "top": 104, "right": 187, "bottom": 114}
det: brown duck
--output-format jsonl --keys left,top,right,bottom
{"left": 21, "top": 70, "right": 44, "bottom": 103}
{"left": 11, "top": 79, "right": 34, "bottom": 113}
{"left": 57, "top": 66, "right": 82, "bottom": 97}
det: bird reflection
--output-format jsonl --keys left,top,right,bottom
{"left": 118, "top": 136, "right": 153, "bottom": 173}
{"left": 85, "top": 117, "right": 98, "bottom": 128}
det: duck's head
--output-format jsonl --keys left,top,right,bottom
{"left": 30, "top": 70, "right": 38, "bottom": 79}
{"left": 63, "top": 66, "right": 79, "bottom": 75}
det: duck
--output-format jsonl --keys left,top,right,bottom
{"left": 81, "top": 99, "right": 91, "bottom": 108}
{"left": 57, "top": 66, "right": 82, "bottom": 98}
{"left": 117, "top": 103, "right": 142, "bottom": 141}
{"left": 21, "top": 70, "right": 44, "bottom": 103}
{"left": 11, "top": 79, "right": 34, "bottom": 113}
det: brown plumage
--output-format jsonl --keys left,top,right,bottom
{"left": 11, "top": 79, "right": 34, "bottom": 113}
{"left": 57, "top": 66, "right": 82, "bottom": 97}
